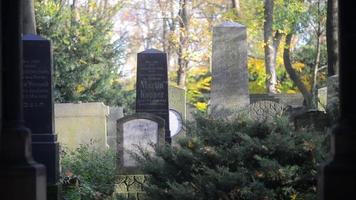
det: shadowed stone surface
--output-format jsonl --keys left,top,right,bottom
{"left": 107, "top": 106, "right": 124, "bottom": 151}
{"left": 238, "top": 100, "right": 288, "bottom": 122}
{"left": 210, "top": 22, "right": 249, "bottom": 119}
{"left": 117, "top": 113, "right": 165, "bottom": 174}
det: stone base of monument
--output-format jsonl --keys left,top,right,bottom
{"left": 0, "top": 128, "right": 47, "bottom": 200}
{"left": 113, "top": 175, "right": 147, "bottom": 200}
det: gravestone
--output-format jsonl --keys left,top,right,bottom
{"left": 22, "top": 34, "right": 60, "bottom": 198}
{"left": 117, "top": 113, "right": 165, "bottom": 173}
{"left": 136, "top": 49, "right": 170, "bottom": 142}
{"left": 169, "top": 85, "right": 186, "bottom": 121}
{"left": 210, "top": 22, "right": 250, "bottom": 119}
{"left": 168, "top": 85, "right": 186, "bottom": 139}
{"left": 318, "top": 87, "right": 327, "bottom": 112}
{"left": 107, "top": 106, "right": 124, "bottom": 151}
{"left": 55, "top": 102, "right": 109, "bottom": 150}
{"left": 327, "top": 75, "right": 339, "bottom": 114}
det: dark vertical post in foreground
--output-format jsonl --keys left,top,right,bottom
{"left": 0, "top": 1, "right": 47, "bottom": 199}
{"left": 318, "top": 1, "right": 356, "bottom": 199}
{"left": 136, "top": 49, "right": 171, "bottom": 143}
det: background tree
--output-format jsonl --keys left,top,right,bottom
{"left": 263, "top": 0, "right": 280, "bottom": 94}
{"left": 35, "top": 0, "right": 134, "bottom": 112}
{"left": 283, "top": 0, "right": 327, "bottom": 108}
{"left": 23, "top": 0, "right": 37, "bottom": 34}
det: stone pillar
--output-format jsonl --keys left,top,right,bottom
{"left": 318, "top": 1, "right": 356, "bottom": 199}
{"left": 210, "top": 22, "right": 250, "bottom": 119}
{"left": 0, "top": 1, "right": 47, "bottom": 199}
{"left": 136, "top": 49, "right": 170, "bottom": 143}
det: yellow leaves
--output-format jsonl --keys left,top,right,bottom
{"left": 195, "top": 102, "right": 207, "bottom": 112}
{"left": 88, "top": 1, "right": 97, "bottom": 10}
{"left": 75, "top": 84, "right": 86, "bottom": 94}
{"left": 293, "top": 62, "right": 305, "bottom": 72}
{"left": 290, "top": 193, "right": 298, "bottom": 200}
{"left": 248, "top": 58, "right": 265, "bottom": 72}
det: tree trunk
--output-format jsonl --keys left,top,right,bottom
{"left": 263, "top": 0, "right": 277, "bottom": 94}
{"left": 177, "top": 0, "right": 189, "bottom": 87}
{"left": 231, "top": 0, "right": 241, "bottom": 17}
{"left": 283, "top": 33, "right": 312, "bottom": 108}
{"left": 23, "top": 0, "right": 36, "bottom": 34}
{"left": 71, "top": 0, "right": 78, "bottom": 26}
{"left": 311, "top": 33, "right": 322, "bottom": 109}
{"left": 311, "top": 0, "right": 323, "bottom": 109}
{"left": 326, "top": 0, "right": 338, "bottom": 76}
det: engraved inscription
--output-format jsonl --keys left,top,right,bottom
{"left": 23, "top": 59, "right": 50, "bottom": 108}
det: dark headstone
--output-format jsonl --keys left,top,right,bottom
{"left": 23, "top": 34, "right": 60, "bottom": 197}
{"left": 136, "top": 49, "right": 170, "bottom": 142}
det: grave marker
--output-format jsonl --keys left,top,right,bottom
{"left": 210, "top": 22, "right": 250, "bottom": 119}
{"left": 136, "top": 49, "right": 170, "bottom": 142}
{"left": 23, "top": 34, "right": 59, "bottom": 198}
{"left": 117, "top": 113, "right": 165, "bottom": 173}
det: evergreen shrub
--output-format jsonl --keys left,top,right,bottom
{"left": 136, "top": 115, "right": 329, "bottom": 200}
{"left": 60, "top": 143, "right": 117, "bottom": 200}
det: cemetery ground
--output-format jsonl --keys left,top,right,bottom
{"left": 59, "top": 111, "right": 330, "bottom": 200}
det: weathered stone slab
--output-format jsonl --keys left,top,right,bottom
{"left": 107, "top": 106, "right": 124, "bottom": 151}
{"left": 327, "top": 75, "right": 339, "bottom": 118}
{"left": 318, "top": 87, "right": 327, "bottom": 112}
{"left": 210, "top": 22, "right": 250, "bottom": 118}
{"left": 117, "top": 113, "right": 165, "bottom": 173}
{"left": 169, "top": 85, "right": 186, "bottom": 140}
{"left": 169, "top": 85, "right": 186, "bottom": 121}
{"left": 136, "top": 49, "right": 170, "bottom": 142}
{"left": 55, "top": 102, "right": 109, "bottom": 150}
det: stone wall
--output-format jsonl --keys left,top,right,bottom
{"left": 250, "top": 93, "right": 304, "bottom": 107}
{"left": 55, "top": 102, "right": 109, "bottom": 150}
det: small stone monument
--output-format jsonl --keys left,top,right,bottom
{"left": 169, "top": 85, "right": 186, "bottom": 139}
{"left": 117, "top": 113, "right": 165, "bottom": 173}
{"left": 107, "top": 106, "right": 124, "bottom": 151}
{"left": 55, "top": 102, "right": 109, "bottom": 150}
{"left": 136, "top": 49, "right": 170, "bottom": 142}
{"left": 210, "top": 22, "right": 250, "bottom": 119}
{"left": 23, "top": 34, "right": 60, "bottom": 197}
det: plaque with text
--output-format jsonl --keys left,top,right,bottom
{"left": 23, "top": 34, "right": 54, "bottom": 134}
{"left": 136, "top": 49, "right": 170, "bottom": 142}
